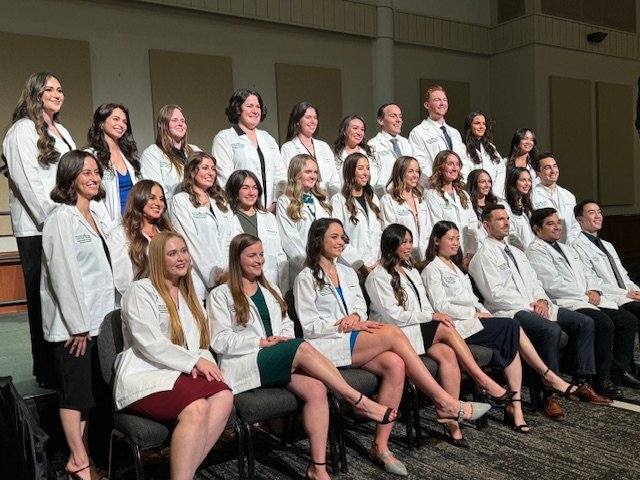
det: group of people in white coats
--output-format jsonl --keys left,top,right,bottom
{"left": 3, "top": 71, "right": 640, "bottom": 479}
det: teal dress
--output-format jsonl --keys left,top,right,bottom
{"left": 253, "top": 287, "right": 304, "bottom": 388}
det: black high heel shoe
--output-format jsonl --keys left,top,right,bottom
{"left": 503, "top": 399, "right": 529, "bottom": 434}
{"left": 483, "top": 388, "right": 517, "bottom": 406}
{"left": 442, "top": 422, "right": 470, "bottom": 449}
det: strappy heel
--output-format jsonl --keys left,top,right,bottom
{"left": 352, "top": 393, "right": 396, "bottom": 424}
{"left": 503, "top": 399, "right": 529, "bottom": 434}
{"left": 306, "top": 460, "right": 326, "bottom": 479}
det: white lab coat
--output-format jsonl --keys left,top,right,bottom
{"left": 335, "top": 147, "right": 381, "bottom": 190}
{"left": 421, "top": 257, "right": 485, "bottom": 339}
{"left": 501, "top": 202, "right": 535, "bottom": 251}
{"left": 40, "top": 204, "right": 115, "bottom": 341}
{"left": 365, "top": 265, "right": 430, "bottom": 354}
{"left": 276, "top": 194, "right": 331, "bottom": 279}
{"left": 531, "top": 184, "right": 580, "bottom": 244}
{"left": 425, "top": 188, "right": 479, "bottom": 255}
{"left": 3, "top": 118, "right": 75, "bottom": 236}
{"left": 231, "top": 210, "right": 289, "bottom": 291}
{"left": 280, "top": 138, "right": 341, "bottom": 197}
{"left": 169, "top": 192, "right": 235, "bottom": 301}
{"left": 379, "top": 193, "right": 431, "bottom": 261}
{"left": 572, "top": 233, "right": 639, "bottom": 305}
{"left": 294, "top": 264, "right": 367, "bottom": 367}
{"left": 469, "top": 144, "right": 506, "bottom": 199}
{"left": 408, "top": 118, "right": 470, "bottom": 182}
{"left": 468, "top": 237, "right": 558, "bottom": 320}
{"left": 368, "top": 131, "right": 414, "bottom": 198}
{"left": 113, "top": 279, "right": 215, "bottom": 410}
{"left": 331, "top": 193, "right": 383, "bottom": 269}
{"left": 212, "top": 127, "right": 286, "bottom": 207}
{"left": 525, "top": 237, "right": 618, "bottom": 311}
{"left": 208, "top": 283, "right": 295, "bottom": 393}
{"left": 139, "top": 144, "right": 200, "bottom": 204}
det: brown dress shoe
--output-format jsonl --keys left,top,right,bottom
{"left": 543, "top": 393, "right": 566, "bottom": 421}
{"left": 570, "top": 383, "right": 613, "bottom": 405}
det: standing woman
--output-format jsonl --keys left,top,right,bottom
{"left": 2, "top": 71, "right": 76, "bottom": 386}
{"left": 209, "top": 234, "right": 397, "bottom": 480}
{"left": 280, "top": 101, "right": 341, "bottom": 196}
{"left": 463, "top": 112, "right": 506, "bottom": 198}
{"left": 41, "top": 150, "right": 114, "bottom": 478}
{"left": 426, "top": 150, "right": 479, "bottom": 267}
{"left": 465, "top": 169, "right": 498, "bottom": 246}
{"left": 140, "top": 105, "right": 199, "bottom": 204}
{"left": 113, "top": 232, "right": 233, "bottom": 480}
{"left": 212, "top": 88, "right": 286, "bottom": 212}
{"left": 380, "top": 156, "right": 430, "bottom": 262}
{"left": 503, "top": 167, "right": 535, "bottom": 250}
{"left": 226, "top": 169, "right": 288, "bottom": 291}
{"left": 170, "top": 152, "right": 235, "bottom": 302}
{"left": 276, "top": 154, "right": 332, "bottom": 279}
{"left": 332, "top": 114, "right": 380, "bottom": 187}
{"left": 86, "top": 103, "right": 140, "bottom": 230}
{"left": 505, "top": 128, "right": 538, "bottom": 185}
{"left": 331, "top": 153, "right": 383, "bottom": 277}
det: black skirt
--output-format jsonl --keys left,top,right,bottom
{"left": 465, "top": 317, "right": 520, "bottom": 369}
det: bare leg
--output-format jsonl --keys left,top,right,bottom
{"left": 518, "top": 328, "right": 573, "bottom": 393}
{"left": 60, "top": 408, "right": 90, "bottom": 479}
{"left": 196, "top": 390, "right": 234, "bottom": 467}
{"left": 288, "top": 374, "right": 331, "bottom": 480}
{"left": 426, "top": 344, "right": 464, "bottom": 440}
{"left": 502, "top": 352, "right": 528, "bottom": 431}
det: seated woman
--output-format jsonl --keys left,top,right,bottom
{"left": 276, "top": 154, "right": 332, "bottom": 279}
{"left": 379, "top": 156, "right": 430, "bottom": 262}
{"left": 365, "top": 224, "right": 512, "bottom": 446}
{"left": 226, "top": 169, "right": 288, "bottom": 290}
{"left": 502, "top": 166, "right": 535, "bottom": 250}
{"left": 114, "top": 232, "right": 233, "bottom": 480}
{"left": 466, "top": 169, "right": 498, "bottom": 247}
{"left": 170, "top": 152, "right": 235, "bottom": 302}
{"left": 422, "top": 221, "right": 580, "bottom": 430}
{"left": 331, "top": 152, "right": 383, "bottom": 278}
{"left": 295, "top": 218, "right": 490, "bottom": 475}
{"left": 209, "top": 234, "right": 396, "bottom": 480}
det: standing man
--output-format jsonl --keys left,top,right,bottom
{"left": 369, "top": 103, "right": 413, "bottom": 197}
{"left": 409, "top": 85, "right": 470, "bottom": 183}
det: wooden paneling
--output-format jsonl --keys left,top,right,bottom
{"left": 0, "top": 252, "right": 26, "bottom": 314}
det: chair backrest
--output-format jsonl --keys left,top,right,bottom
{"left": 97, "top": 310, "right": 123, "bottom": 387}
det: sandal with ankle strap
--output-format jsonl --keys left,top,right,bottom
{"left": 66, "top": 464, "right": 91, "bottom": 480}
{"left": 352, "top": 393, "right": 396, "bottom": 424}
{"left": 306, "top": 460, "right": 326, "bottom": 479}
{"left": 541, "top": 368, "right": 578, "bottom": 398}
{"left": 503, "top": 399, "right": 529, "bottom": 434}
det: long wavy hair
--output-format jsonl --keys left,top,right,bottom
{"left": 304, "top": 218, "right": 344, "bottom": 289}
{"left": 505, "top": 166, "right": 533, "bottom": 217}
{"left": 332, "top": 114, "right": 372, "bottom": 157}
{"left": 424, "top": 220, "right": 463, "bottom": 268}
{"left": 466, "top": 169, "right": 497, "bottom": 220}
{"left": 387, "top": 156, "right": 424, "bottom": 203}
{"left": 227, "top": 234, "right": 287, "bottom": 327}
{"left": 284, "top": 154, "right": 331, "bottom": 221}
{"left": 428, "top": 150, "right": 469, "bottom": 209}
{"left": 122, "top": 180, "right": 174, "bottom": 279}
{"left": 181, "top": 152, "right": 228, "bottom": 211}
{"left": 506, "top": 128, "right": 537, "bottom": 171}
{"left": 463, "top": 112, "right": 500, "bottom": 165}
{"left": 147, "top": 232, "right": 209, "bottom": 348}
{"left": 10, "top": 72, "right": 63, "bottom": 167}
{"left": 225, "top": 169, "right": 266, "bottom": 212}
{"left": 285, "top": 101, "right": 318, "bottom": 141}
{"left": 86, "top": 102, "right": 140, "bottom": 178}
{"left": 341, "top": 153, "right": 381, "bottom": 225}
{"left": 380, "top": 224, "right": 413, "bottom": 309}
{"left": 50, "top": 151, "right": 106, "bottom": 205}
{"left": 154, "top": 105, "right": 194, "bottom": 178}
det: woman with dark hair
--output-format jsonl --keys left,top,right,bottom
{"left": 295, "top": 218, "right": 490, "bottom": 474}
{"left": 466, "top": 169, "right": 498, "bottom": 246}
{"left": 426, "top": 150, "right": 479, "bottom": 266}
{"left": 86, "top": 103, "right": 140, "bottom": 229}
{"left": 2, "top": 71, "right": 76, "bottom": 386}
{"left": 107, "top": 180, "right": 174, "bottom": 300}
{"left": 366, "top": 223, "right": 512, "bottom": 446}
{"left": 331, "top": 153, "right": 383, "bottom": 277}
{"left": 332, "top": 114, "right": 379, "bottom": 186}
{"left": 463, "top": 112, "right": 506, "bottom": 198}
{"left": 226, "top": 169, "right": 288, "bottom": 290}
{"left": 212, "top": 88, "right": 286, "bottom": 212}
{"left": 209, "top": 234, "right": 396, "bottom": 480}
{"left": 505, "top": 128, "right": 538, "bottom": 185}
{"left": 280, "top": 101, "right": 340, "bottom": 196}
{"left": 276, "top": 154, "right": 332, "bottom": 279}
{"left": 41, "top": 150, "right": 114, "bottom": 478}
{"left": 170, "top": 152, "right": 234, "bottom": 301}
{"left": 114, "top": 232, "right": 233, "bottom": 480}
{"left": 422, "top": 220, "right": 579, "bottom": 433}
{"left": 379, "top": 156, "right": 430, "bottom": 262}
{"left": 503, "top": 167, "right": 535, "bottom": 250}
{"left": 140, "top": 105, "right": 200, "bottom": 203}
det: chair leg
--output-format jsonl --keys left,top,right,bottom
{"left": 243, "top": 421, "right": 255, "bottom": 480}
{"left": 107, "top": 431, "right": 116, "bottom": 480}
{"left": 412, "top": 384, "right": 422, "bottom": 448}
{"left": 328, "top": 394, "right": 348, "bottom": 473}
{"left": 234, "top": 422, "right": 245, "bottom": 480}
{"left": 328, "top": 421, "right": 338, "bottom": 475}
{"left": 130, "top": 441, "right": 145, "bottom": 480}
{"left": 402, "top": 380, "right": 415, "bottom": 450}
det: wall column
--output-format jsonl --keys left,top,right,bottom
{"left": 371, "top": 0, "right": 395, "bottom": 112}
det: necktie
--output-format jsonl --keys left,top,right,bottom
{"left": 551, "top": 242, "right": 570, "bottom": 267}
{"left": 440, "top": 125, "right": 453, "bottom": 150}
{"left": 594, "top": 237, "right": 626, "bottom": 288}
{"left": 503, "top": 245, "right": 521, "bottom": 274}
{"left": 390, "top": 138, "right": 402, "bottom": 158}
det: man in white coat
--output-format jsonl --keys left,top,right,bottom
{"left": 572, "top": 199, "right": 640, "bottom": 386}
{"left": 531, "top": 153, "right": 580, "bottom": 244}
{"left": 526, "top": 207, "right": 637, "bottom": 398}
{"left": 408, "top": 85, "right": 470, "bottom": 183}
{"left": 469, "top": 204, "right": 610, "bottom": 418}
{"left": 368, "top": 103, "right": 413, "bottom": 197}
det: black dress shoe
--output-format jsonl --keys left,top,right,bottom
{"left": 617, "top": 372, "right": 640, "bottom": 390}
{"left": 593, "top": 379, "right": 623, "bottom": 399}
